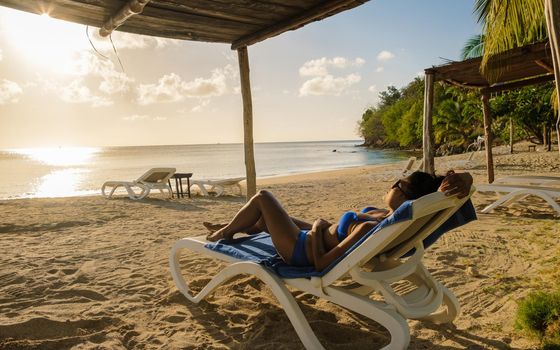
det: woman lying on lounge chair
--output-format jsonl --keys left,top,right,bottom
{"left": 205, "top": 171, "right": 473, "bottom": 271}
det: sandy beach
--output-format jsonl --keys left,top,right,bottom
{"left": 1, "top": 146, "right": 559, "bottom": 349}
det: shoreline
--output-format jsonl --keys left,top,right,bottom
{"left": 0, "top": 160, "right": 401, "bottom": 201}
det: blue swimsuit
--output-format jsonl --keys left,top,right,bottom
{"left": 291, "top": 230, "right": 311, "bottom": 266}
{"left": 336, "top": 206, "right": 379, "bottom": 241}
{"left": 292, "top": 206, "right": 379, "bottom": 266}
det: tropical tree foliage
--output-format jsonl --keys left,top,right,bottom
{"left": 358, "top": 80, "right": 554, "bottom": 152}
{"left": 476, "top": 0, "right": 547, "bottom": 80}
{"left": 434, "top": 88, "right": 483, "bottom": 151}
{"left": 461, "top": 34, "right": 485, "bottom": 60}
{"left": 491, "top": 82, "right": 556, "bottom": 142}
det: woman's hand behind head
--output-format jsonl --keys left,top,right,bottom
{"left": 439, "top": 171, "right": 473, "bottom": 198}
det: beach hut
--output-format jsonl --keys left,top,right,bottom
{"left": 422, "top": 40, "right": 560, "bottom": 183}
{"left": 0, "top": 0, "right": 369, "bottom": 199}
{"left": 421, "top": 0, "right": 560, "bottom": 183}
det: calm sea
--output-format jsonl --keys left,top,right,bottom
{"left": 0, "top": 141, "right": 411, "bottom": 199}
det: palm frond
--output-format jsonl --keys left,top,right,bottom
{"left": 461, "top": 34, "right": 485, "bottom": 60}
{"left": 474, "top": 0, "right": 491, "bottom": 24}
{"left": 481, "top": 0, "right": 547, "bottom": 82}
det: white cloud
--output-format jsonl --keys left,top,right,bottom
{"left": 88, "top": 30, "right": 178, "bottom": 51}
{"left": 299, "top": 57, "right": 365, "bottom": 77}
{"left": 299, "top": 74, "right": 361, "bottom": 96}
{"left": 60, "top": 79, "right": 112, "bottom": 107}
{"left": 123, "top": 114, "right": 168, "bottom": 122}
{"left": 0, "top": 79, "right": 23, "bottom": 104}
{"left": 137, "top": 73, "right": 184, "bottom": 105}
{"left": 0, "top": 48, "right": 2, "bottom": 61}
{"left": 368, "top": 85, "right": 377, "bottom": 93}
{"left": 70, "top": 52, "right": 133, "bottom": 94}
{"left": 375, "top": 67, "right": 384, "bottom": 73}
{"left": 416, "top": 71, "right": 425, "bottom": 77}
{"left": 377, "top": 50, "right": 395, "bottom": 61}
{"left": 123, "top": 114, "right": 149, "bottom": 121}
{"left": 137, "top": 65, "right": 236, "bottom": 105}
{"left": 191, "top": 99, "right": 210, "bottom": 112}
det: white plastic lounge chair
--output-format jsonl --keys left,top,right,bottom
{"left": 443, "top": 151, "right": 482, "bottom": 171}
{"left": 494, "top": 175, "right": 560, "bottom": 187}
{"left": 101, "top": 167, "right": 175, "bottom": 200}
{"left": 476, "top": 183, "right": 560, "bottom": 216}
{"left": 170, "top": 188, "right": 475, "bottom": 349}
{"left": 374, "top": 157, "right": 420, "bottom": 181}
{"left": 190, "top": 177, "right": 245, "bottom": 196}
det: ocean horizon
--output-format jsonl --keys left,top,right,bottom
{"left": 0, "top": 140, "right": 413, "bottom": 199}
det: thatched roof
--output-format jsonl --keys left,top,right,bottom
{"left": 0, "top": 0, "right": 368, "bottom": 49}
{"left": 426, "top": 41, "right": 556, "bottom": 93}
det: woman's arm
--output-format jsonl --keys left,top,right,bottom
{"left": 291, "top": 217, "right": 313, "bottom": 230}
{"left": 439, "top": 171, "right": 473, "bottom": 198}
{"left": 310, "top": 219, "right": 329, "bottom": 267}
{"left": 311, "top": 220, "right": 376, "bottom": 271}
{"left": 356, "top": 210, "right": 388, "bottom": 222}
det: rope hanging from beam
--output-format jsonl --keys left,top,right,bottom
{"left": 99, "top": 0, "right": 152, "bottom": 37}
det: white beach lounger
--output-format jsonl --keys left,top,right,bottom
{"left": 476, "top": 183, "right": 560, "bottom": 216}
{"left": 170, "top": 188, "right": 475, "bottom": 349}
{"left": 494, "top": 175, "right": 560, "bottom": 187}
{"left": 374, "top": 157, "right": 419, "bottom": 181}
{"left": 189, "top": 177, "right": 245, "bottom": 196}
{"left": 101, "top": 167, "right": 175, "bottom": 200}
{"left": 442, "top": 151, "right": 482, "bottom": 171}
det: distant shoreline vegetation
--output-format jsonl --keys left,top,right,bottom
{"left": 358, "top": 77, "right": 557, "bottom": 155}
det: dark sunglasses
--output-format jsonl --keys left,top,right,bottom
{"left": 392, "top": 179, "right": 413, "bottom": 199}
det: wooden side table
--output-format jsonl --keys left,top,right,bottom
{"left": 169, "top": 173, "right": 193, "bottom": 198}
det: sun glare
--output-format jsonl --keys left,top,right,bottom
{"left": 1, "top": 9, "right": 91, "bottom": 73}
{"left": 10, "top": 147, "right": 100, "bottom": 166}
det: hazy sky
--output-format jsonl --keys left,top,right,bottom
{"left": 0, "top": 0, "right": 480, "bottom": 148}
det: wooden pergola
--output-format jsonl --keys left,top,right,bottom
{"left": 422, "top": 39, "right": 560, "bottom": 183}
{"left": 0, "top": 0, "right": 368, "bottom": 199}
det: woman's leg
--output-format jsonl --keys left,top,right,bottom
{"left": 204, "top": 216, "right": 311, "bottom": 234}
{"left": 207, "top": 190, "right": 301, "bottom": 262}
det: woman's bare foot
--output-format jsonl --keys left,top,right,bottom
{"left": 206, "top": 227, "right": 236, "bottom": 242}
{"left": 203, "top": 222, "right": 227, "bottom": 233}
{"left": 206, "top": 228, "right": 225, "bottom": 242}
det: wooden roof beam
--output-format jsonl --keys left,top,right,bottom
{"left": 99, "top": 0, "right": 152, "bottom": 37}
{"left": 535, "top": 59, "right": 555, "bottom": 73}
{"left": 443, "top": 79, "right": 487, "bottom": 89}
{"left": 481, "top": 74, "right": 555, "bottom": 94}
{"left": 231, "top": 0, "right": 367, "bottom": 49}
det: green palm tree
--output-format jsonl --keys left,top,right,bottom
{"left": 461, "top": 34, "right": 485, "bottom": 60}
{"left": 473, "top": 0, "right": 559, "bottom": 152}
{"left": 475, "top": 0, "right": 547, "bottom": 80}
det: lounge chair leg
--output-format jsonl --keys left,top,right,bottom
{"left": 482, "top": 189, "right": 560, "bottom": 215}
{"left": 481, "top": 191, "right": 519, "bottom": 213}
{"left": 213, "top": 185, "right": 224, "bottom": 197}
{"left": 324, "top": 287, "right": 410, "bottom": 350}
{"left": 418, "top": 283, "right": 460, "bottom": 324}
{"left": 170, "top": 241, "right": 325, "bottom": 349}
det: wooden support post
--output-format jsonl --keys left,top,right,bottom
{"left": 543, "top": 124, "right": 548, "bottom": 150}
{"left": 481, "top": 93, "right": 495, "bottom": 183}
{"left": 510, "top": 118, "right": 514, "bottom": 154}
{"left": 422, "top": 71, "right": 435, "bottom": 174}
{"left": 545, "top": 0, "right": 560, "bottom": 156}
{"left": 237, "top": 47, "right": 256, "bottom": 200}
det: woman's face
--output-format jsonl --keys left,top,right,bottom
{"left": 383, "top": 177, "right": 412, "bottom": 210}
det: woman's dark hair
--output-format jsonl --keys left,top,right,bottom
{"left": 403, "top": 171, "right": 445, "bottom": 200}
